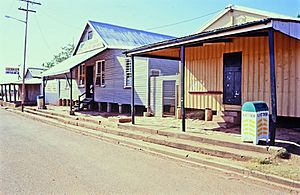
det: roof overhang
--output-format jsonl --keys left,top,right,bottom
{"left": 42, "top": 48, "right": 105, "bottom": 80}
{"left": 0, "top": 78, "right": 42, "bottom": 85}
{"left": 124, "top": 18, "right": 299, "bottom": 60}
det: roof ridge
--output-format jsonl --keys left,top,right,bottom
{"left": 232, "top": 4, "right": 298, "bottom": 20}
{"left": 88, "top": 20, "right": 175, "bottom": 38}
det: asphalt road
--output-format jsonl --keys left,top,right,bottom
{"left": 0, "top": 108, "right": 286, "bottom": 194}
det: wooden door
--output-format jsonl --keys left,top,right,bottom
{"left": 85, "top": 66, "right": 94, "bottom": 98}
{"left": 223, "top": 52, "right": 242, "bottom": 105}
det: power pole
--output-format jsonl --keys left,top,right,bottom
{"left": 18, "top": 0, "right": 41, "bottom": 112}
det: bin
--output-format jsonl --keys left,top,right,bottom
{"left": 37, "top": 95, "right": 44, "bottom": 109}
{"left": 62, "top": 99, "right": 66, "bottom": 106}
{"left": 241, "top": 101, "right": 269, "bottom": 145}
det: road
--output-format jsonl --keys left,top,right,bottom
{"left": 0, "top": 108, "right": 286, "bottom": 194}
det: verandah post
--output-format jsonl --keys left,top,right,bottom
{"left": 268, "top": 28, "right": 277, "bottom": 146}
{"left": 42, "top": 77, "right": 47, "bottom": 109}
{"left": 131, "top": 55, "right": 135, "bottom": 124}
{"left": 70, "top": 68, "right": 74, "bottom": 115}
{"left": 180, "top": 46, "right": 186, "bottom": 132}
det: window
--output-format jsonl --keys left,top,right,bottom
{"left": 96, "top": 61, "right": 105, "bottom": 87}
{"left": 150, "top": 69, "right": 161, "bottom": 77}
{"left": 78, "top": 64, "right": 85, "bottom": 86}
{"left": 124, "top": 58, "right": 132, "bottom": 87}
{"left": 87, "top": 31, "right": 93, "bottom": 40}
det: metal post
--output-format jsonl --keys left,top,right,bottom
{"left": 21, "top": 2, "right": 29, "bottom": 112}
{"left": 8, "top": 84, "right": 12, "bottom": 102}
{"left": 180, "top": 46, "right": 186, "bottom": 132}
{"left": 131, "top": 55, "right": 135, "bottom": 124}
{"left": 70, "top": 69, "right": 74, "bottom": 115}
{"left": 268, "top": 29, "right": 277, "bottom": 146}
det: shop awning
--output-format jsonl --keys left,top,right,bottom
{"left": 124, "top": 18, "right": 299, "bottom": 59}
{"left": 42, "top": 48, "right": 105, "bottom": 79}
{"left": 0, "top": 78, "right": 42, "bottom": 85}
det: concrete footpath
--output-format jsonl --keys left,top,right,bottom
{"left": 2, "top": 105, "right": 300, "bottom": 193}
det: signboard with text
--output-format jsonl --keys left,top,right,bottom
{"left": 5, "top": 67, "right": 19, "bottom": 75}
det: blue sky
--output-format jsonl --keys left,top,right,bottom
{"left": 0, "top": 0, "right": 299, "bottom": 82}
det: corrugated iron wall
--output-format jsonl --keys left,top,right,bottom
{"left": 184, "top": 32, "right": 300, "bottom": 117}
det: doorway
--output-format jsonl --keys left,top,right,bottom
{"left": 162, "top": 80, "right": 176, "bottom": 116}
{"left": 223, "top": 52, "right": 242, "bottom": 105}
{"left": 85, "top": 66, "right": 94, "bottom": 99}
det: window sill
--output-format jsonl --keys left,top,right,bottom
{"left": 189, "top": 91, "right": 223, "bottom": 95}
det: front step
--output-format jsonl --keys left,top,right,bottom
{"left": 21, "top": 107, "right": 276, "bottom": 162}
{"left": 216, "top": 111, "right": 241, "bottom": 125}
{"left": 76, "top": 98, "right": 93, "bottom": 111}
{"left": 25, "top": 107, "right": 274, "bottom": 154}
{"left": 5, "top": 107, "right": 300, "bottom": 191}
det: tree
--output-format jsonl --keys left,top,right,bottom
{"left": 43, "top": 43, "right": 75, "bottom": 68}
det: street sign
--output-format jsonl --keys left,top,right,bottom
{"left": 5, "top": 67, "right": 19, "bottom": 75}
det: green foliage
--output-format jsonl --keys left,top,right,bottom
{"left": 43, "top": 43, "right": 74, "bottom": 68}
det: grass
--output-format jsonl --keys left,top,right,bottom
{"left": 246, "top": 155, "right": 300, "bottom": 181}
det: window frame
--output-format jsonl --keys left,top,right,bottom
{"left": 78, "top": 63, "right": 85, "bottom": 87}
{"left": 124, "top": 58, "right": 132, "bottom": 88}
{"left": 87, "top": 30, "right": 93, "bottom": 40}
{"left": 95, "top": 60, "right": 105, "bottom": 87}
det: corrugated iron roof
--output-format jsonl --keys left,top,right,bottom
{"left": 196, "top": 4, "right": 300, "bottom": 33}
{"left": 89, "top": 20, "right": 175, "bottom": 49}
{"left": 26, "top": 67, "right": 47, "bottom": 78}
{"left": 42, "top": 48, "right": 105, "bottom": 78}
{"left": 0, "top": 78, "right": 41, "bottom": 85}
{"left": 125, "top": 18, "right": 300, "bottom": 55}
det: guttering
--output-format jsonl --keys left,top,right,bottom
{"left": 127, "top": 17, "right": 300, "bottom": 57}
{"left": 125, "top": 19, "right": 275, "bottom": 56}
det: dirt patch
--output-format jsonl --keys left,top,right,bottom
{"left": 247, "top": 154, "right": 300, "bottom": 181}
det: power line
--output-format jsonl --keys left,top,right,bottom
{"left": 33, "top": 15, "right": 53, "bottom": 56}
{"left": 38, "top": 9, "right": 81, "bottom": 30}
{"left": 146, "top": 9, "right": 222, "bottom": 30}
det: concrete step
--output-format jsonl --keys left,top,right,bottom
{"left": 25, "top": 107, "right": 276, "bottom": 154}
{"left": 6, "top": 107, "right": 300, "bottom": 191}
{"left": 223, "top": 115, "right": 241, "bottom": 125}
{"left": 118, "top": 124, "right": 275, "bottom": 154}
{"left": 224, "top": 111, "right": 241, "bottom": 117}
{"left": 23, "top": 108, "right": 275, "bottom": 162}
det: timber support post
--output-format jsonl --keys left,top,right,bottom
{"left": 69, "top": 69, "right": 74, "bottom": 115}
{"left": 0, "top": 85, "right": 2, "bottom": 100}
{"left": 131, "top": 55, "right": 135, "bottom": 124}
{"left": 268, "top": 28, "right": 277, "bottom": 146}
{"left": 4, "top": 85, "right": 8, "bottom": 102}
{"left": 13, "top": 85, "right": 17, "bottom": 103}
{"left": 42, "top": 77, "right": 47, "bottom": 109}
{"left": 8, "top": 84, "right": 12, "bottom": 102}
{"left": 180, "top": 45, "right": 186, "bottom": 132}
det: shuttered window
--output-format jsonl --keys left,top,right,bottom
{"left": 96, "top": 60, "right": 105, "bottom": 87}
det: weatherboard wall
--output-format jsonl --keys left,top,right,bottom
{"left": 84, "top": 49, "right": 147, "bottom": 106}
{"left": 184, "top": 32, "right": 300, "bottom": 117}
